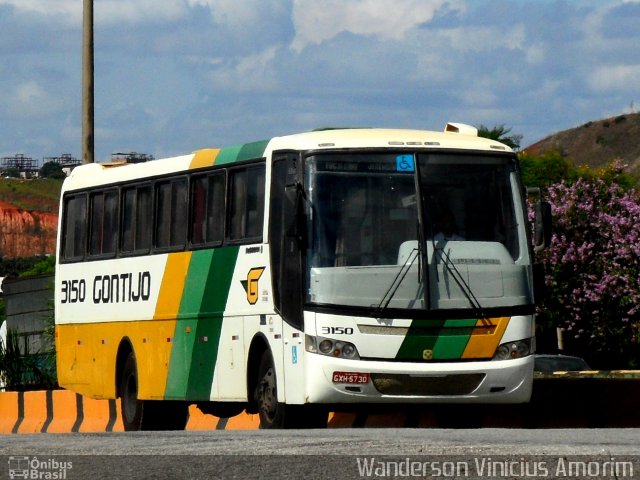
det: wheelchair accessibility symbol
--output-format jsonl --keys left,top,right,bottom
{"left": 396, "top": 154, "right": 415, "bottom": 172}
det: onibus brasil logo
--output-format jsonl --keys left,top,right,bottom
{"left": 8, "top": 456, "right": 73, "bottom": 479}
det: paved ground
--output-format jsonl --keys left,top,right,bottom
{"left": 1, "top": 428, "right": 639, "bottom": 479}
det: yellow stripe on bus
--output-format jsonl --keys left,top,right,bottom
{"left": 149, "top": 251, "right": 194, "bottom": 398}
{"left": 461, "top": 317, "right": 509, "bottom": 359}
{"left": 56, "top": 321, "right": 177, "bottom": 400}
{"left": 154, "top": 252, "right": 192, "bottom": 321}
{"left": 189, "top": 148, "right": 220, "bottom": 169}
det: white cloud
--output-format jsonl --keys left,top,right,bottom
{"left": 208, "top": 47, "right": 280, "bottom": 93}
{"left": 0, "top": 0, "right": 79, "bottom": 20}
{"left": 2, "top": 0, "right": 640, "bottom": 160}
{"left": 0, "top": 0, "right": 189, "bottom": 25}
{"left": 4, "top": 81, "right": 64, "bottom": 119}
{"left": 437, "top": 24, "right": 526, "bottom": 53}
{"left": 524, "top": 43, "right": 545, "bottom": 64}
{"left": 291, "top": 0, "right": 463, "bottom": 52}
{"left": 588, "top": 64, "right": 640, "bottom": 92}
{"left": 187, "top": 0, "right": 277, "bottom": 29}
{"left": 16, "top": 82, "right": 46, "bottom": 104}
{"left": 96, "top": 0, "right": 187, "bottom": 24}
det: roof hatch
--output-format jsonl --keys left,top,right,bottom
{"left": 444, "top": 122, "right": 478, "bottom": 136}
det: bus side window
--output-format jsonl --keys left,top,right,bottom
{"left": 190, "top": 172, "right": 225, "bottom": 246}
{"left": 155, "top": 178, "right": 187, "bottom": 250}
{"left": 207, "top": 173, "right": 225, "bottom": 244}
{"left": 89, "top": 192, "right": 105, "bottom": 255}
{"left": 122, "top": 185, "right": 152, "bottom": 254}
{"left": 191, "top": 176, "right": 206, "bottom": 244}
{"left": 227, "top": 165, "right": 265, "bottom": 243}
{"left": 62, "top": 194, "right": 88, "bottom": 261}
{"left": 89, "top": 189, "right": 118, "bottom": 257}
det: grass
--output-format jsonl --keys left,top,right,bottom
{"left": 0, "top": 178, "right": 63, "bottom": 212}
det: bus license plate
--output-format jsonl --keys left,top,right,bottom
{"left": 332, "top": 372, "right": 370, "bottom": 384}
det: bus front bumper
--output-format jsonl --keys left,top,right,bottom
{"left": 304, "top": 353, "right": 533, "bottom": 404}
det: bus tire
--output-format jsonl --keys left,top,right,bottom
{"left": 255, "top": 350, "right": 327, "bottom": 429}
{"left": 120, "top": 352, "right": 144, "bottom": 431}
{"left": 119, "top": 351, "right": 188, "bottom": 431}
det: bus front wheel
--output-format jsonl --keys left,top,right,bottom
{"left": 120, "top": 351, "right": 188, "bottom": 431}
{"left": 255, "top": 350, "right": 327, "bottom": 429}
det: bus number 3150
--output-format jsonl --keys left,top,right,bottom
{"left": 321, "top": 326, "right": 354, "bottom": 335}
{"left": 60, "top": 279, "right": 87, "bottom": 304}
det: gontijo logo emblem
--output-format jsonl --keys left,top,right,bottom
{"left": 241, "top": 267, "right": 266, "bottom": 305}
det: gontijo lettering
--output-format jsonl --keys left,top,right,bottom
{"left": 60, "top": 272, "right": 151, "bottom": 304}
{"left": 93, "top": 272, "right": 151, "bottom": 304}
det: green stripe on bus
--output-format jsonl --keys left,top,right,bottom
{"left": 164, "top": 251, "right": 213, "bottom": 399}
{"left": 395, "top": 319, "right": 443, "bottom": 360}
{"left": 185, "top": 247, "right": 239, "bottom": 399}
{"left": 199, "top": 247, "right": 240, "bottom": 316}
{"left": 215, "top": 140, "right": 269, "bottom": 165}
{"left": 237, "top": 140, "right": 269, "bottom": 161}
{"left": 432, "top": 319, "right": 477, "bottom": 359}
{"left": 164, "top": 247, "right": 239, "bottom": 400}
{"left": 179, "top": 249, "right": 215, "bottom": 315}
{"left": 395, "top": 318, "right": 477, "bottom": 360}
{"left": 164, "top": 317, "right": 199, "bottom": 399}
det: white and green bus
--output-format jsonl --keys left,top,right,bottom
{"left": 55, "top": 124, "right": 547, "bottom": 430}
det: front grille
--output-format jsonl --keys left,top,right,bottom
{"left": 371, "top": 373, "right": 485, "bottom": 396}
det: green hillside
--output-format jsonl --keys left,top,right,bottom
{"left": 0, "top": 178, "right": 63, "bottom": 213}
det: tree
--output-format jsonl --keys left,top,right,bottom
{"left": 535, "top": 161, "right": 640, "bottom": 368}
{"left": 520, "top": 148, "right": 638, "bottom": 192}
{"left": 2, "top": 167, "right": 21, "bottom": 178}
{"left": 477, "top": 124, "right": 523, "bottom": 151}
{"left": 519, "top": 150, "right": 574, "bottom": 189}
{"left": 19, "top": 255, "right": 55, "bottom": 277}
{"left": 39, "top": 161, "right": 66, "bottom": 179}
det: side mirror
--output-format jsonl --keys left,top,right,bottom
{"left": 284, "top": 185, "right": 306, "bottom": 250}
{"left": 534, "top": 201, "right": 552, "bottom": 252}
{"left": 527, "top": 187, "right": 552, "bottom": 252}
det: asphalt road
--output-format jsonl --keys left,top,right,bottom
{"left": 1, "top": 429, "right": 640, "bottom": 479}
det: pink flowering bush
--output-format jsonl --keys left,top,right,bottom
{"left": 535, "top": 162, "right": 640, "bottom": 368}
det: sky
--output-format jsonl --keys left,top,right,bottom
{"left": 1, "top": 0, "right": 639, "bottom": 164}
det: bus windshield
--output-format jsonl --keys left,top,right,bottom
{"left": 304, "top": 151, "right": 532, "bottom": 314}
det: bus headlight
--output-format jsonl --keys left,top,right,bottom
{"left": 319, "top": 339, "right": 333, "bottom": 354}
{"left": 305, "top": 335, "right": 360, "bottom": 360}
{"left": 493, "top": 339, "right": 532, "bottom": 360}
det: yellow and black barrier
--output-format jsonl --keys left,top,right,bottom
{"left": 0, "top": 390, "right": 263, "bottom": 434}
{"left": 2, "top": 372, "right": 640, "bottom": 433}
{"left": 0, "top": 390, "right": 123, "bottom": 434}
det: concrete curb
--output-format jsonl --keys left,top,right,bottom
{"left": 3, "top": 374, "right": 640, "bottom": 433}
{"left": 0, "top": 390, "right": 265, "bottom": 434}
{"left": 0, "top": 390, "right": 124, "bottom": 434}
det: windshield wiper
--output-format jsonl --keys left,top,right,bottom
{"left": 431, "top": 242, "right": 488, "bottom": 319}
{"left": 373, "top": 246, "right": 420, "bottom": 317}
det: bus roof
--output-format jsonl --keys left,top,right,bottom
{"left": 61, "top": 127, "right": 512, "bottom": 193}
{"left": 267, "top": 127, "right": 509, "bottom": 152}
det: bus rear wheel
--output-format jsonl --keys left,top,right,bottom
{"left": 255, "top": 350, "right": 327, "bottom": 429}
{"left": 120, "top": 351, "right": 188, "bottom": 431}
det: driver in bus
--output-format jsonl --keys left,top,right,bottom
{"left": 433, "top": 209, "right": 464, "bottom": 242}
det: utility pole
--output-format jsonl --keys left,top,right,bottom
{"left": 82, "top": 0, "right": 94, "bottom": 163}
